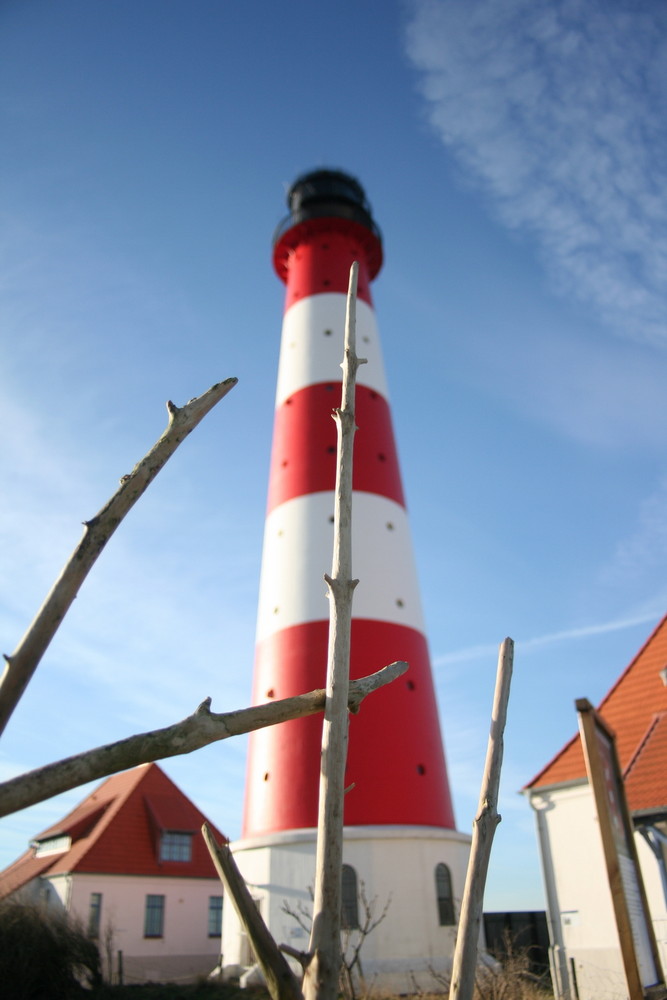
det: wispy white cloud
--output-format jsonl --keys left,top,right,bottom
{"left": 405, "top": 0, "right": 667, "bottom": 345}
{"left": 600, "top": 475, "right": 667, "bottom": 590}
{"left": 435, "top": 609, "right": 660, "bottom": 666}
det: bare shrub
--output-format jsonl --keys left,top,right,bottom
{"left": 474, "top": 933, "right": 551, "bottom": 1000}
{"left": 422, "top": 933, "right": 550, "bottom": 1000}
{"left": 281, "top": 881, "right": 389, "bottom": 1000}
{"left": 0, "top": 898, "right": 102, "bottom": 999}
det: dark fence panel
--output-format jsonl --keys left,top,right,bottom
{"left": 483, "top": 910, "right": 551, "bottom": 985}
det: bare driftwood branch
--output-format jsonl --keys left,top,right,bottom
{"left": 0, "top": 661, "right": 406, "bottom": 818}
{"left": 210, "top": 265, "right": 381, "bottom": 1000}
{"left": 305, "top": 262, "right": 366, "bottom": 1000}
{"left": 0, "top": 378, "right": 238, "bottom": 737}
{"left": 202, "top": 823, "right": 303, "bottom": 1000}
{"left": 449, "top": 637, "right": 514, "bottom": 1000}
{"left": 280, "top": 944, "right": 310, "bottom": 970}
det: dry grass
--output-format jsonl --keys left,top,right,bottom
{"left": 473, "top": 955, "right": 552, "bottom": 1000}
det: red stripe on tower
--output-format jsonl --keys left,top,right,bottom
{"left": 242, "top": 169, "right": 455, "bottom": 839}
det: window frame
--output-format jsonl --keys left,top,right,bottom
{"left": 159, "top": 830, "right": 193, "bottom": 863}
{"left": 144, "top": 894, "right": 165, "bottom": 938}
{"left": 88, "top": 892, "right": 102, "bottom": 939}
{"left": 208, "top": 895, "right": 223, "bottom": 937}
{"left": 435, "top": 862, "right": 455, "bottom": 926}
{"left": 341, "top": 863, "right": 359, "bottom": 930}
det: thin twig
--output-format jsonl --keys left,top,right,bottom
{"left": 0, "top": 378, "right": 238, "bottom": 736}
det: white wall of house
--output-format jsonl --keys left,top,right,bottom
{"left": 529, "top": 782, "right": 667, "bottom": 1000}
{"left": 635, "top": 831, "right": 667, "bottom": 975}
{"left": 49, "top": 873, "right": 223, "bottom": 984}
{"left": 222, "top": 824, "right": 471, "bottom": 992}
{"left": 12, "top": 874, "right": 67, "bottom": 911}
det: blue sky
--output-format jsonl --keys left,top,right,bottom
{"left": 2, "top": 0, "right": 666, "bottom": 912}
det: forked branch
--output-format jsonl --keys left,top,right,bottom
{"left": 0, "top": 378, "right": 238, "bottom": 737}
{"left": 0, "top": 660, "right": 406, "bottom": 818}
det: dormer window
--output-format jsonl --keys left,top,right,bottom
{"left": 159, "top": 831, "right": 192, "bottom": 862}
{"left": 33, "top": 835, "right": 71, "bottom": 857}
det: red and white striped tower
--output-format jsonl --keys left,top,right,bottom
{"left": 225, "top": 171, "right": 470, "bottom": 987}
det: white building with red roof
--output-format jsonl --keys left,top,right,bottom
{"left": 0, "top": 762, "right": 225, "bottom": 984}
{"left": 525, "top": 614, "right": 667, "bottom": 1000}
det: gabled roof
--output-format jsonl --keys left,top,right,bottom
{"left": 0, "top": 763, "right": 226, "bottom": 900}
{"left": 526, "top": 613, "right": 667, "bottom": 813}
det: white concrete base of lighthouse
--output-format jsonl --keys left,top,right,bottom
{"left": 221, "top": 825, "right": 473, "bottom": 993}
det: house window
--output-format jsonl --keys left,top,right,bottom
{"left": 144, "top": 894, "right": 165, "bottom": 938}
{"left": 341, "top": 864, "right": 359, "bottom": 930}
{"left": 88, "top": 892, "right": 102, "bottom": 938}
{"left": 160, "top": 831, "right": 192, "bottom": 862}
{"left": 435, "top": 863, "right": 455, "bottom": 925}
{"left": 208, "top": 895, "right": 223, "bottom": 937}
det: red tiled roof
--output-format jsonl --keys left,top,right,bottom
{"left": 0, "top": 763, "right": 227, "bottom": 899}
{"left": 526, "top": 613, "right": 667, "bottom": 813}
{"left": 37, "top": 800, "right": 110, "bottom": 841}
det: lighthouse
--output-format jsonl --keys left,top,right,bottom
{"left": 222, "top": 170, "right": 470, "bottom": 989}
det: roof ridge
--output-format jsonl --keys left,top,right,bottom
{"left": 623, "top": 710, "right": 666, "bottom": 780}
{"left": 35, "top": 762, "right": 155, "bottom": 840}
{"left": 597, "top": 613, "right": 667, "bottom": 714}
{"left": 63, "top": 763, "right": 159, "bottom": 870}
